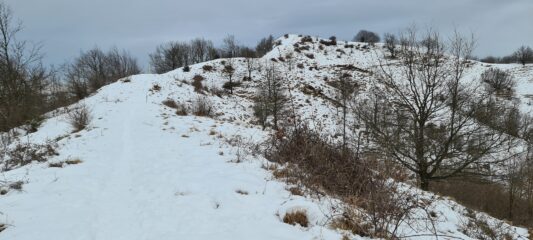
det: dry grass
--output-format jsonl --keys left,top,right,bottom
{"left": 49, "top": 158, "right": 83, "bottom": 168}
{"left": 265, "top": 126, "right": 433, "bottom": 238}
{"left": 48, "top": 162, "right": 64, "bottom": 168}
{"left": 9, "top": 181, "right": 24, "bottom": 191}
{"left": 65, "top": 159, "right": 83, "bottom": 165}
{"left": 162, "top": 99, "right": 179, "bottom": 109}
{"left": 235, "top": 189, "right": 249, "bottom": 195}
{"left": 202, "top": 65, "right": 214, "bottom": 72}
{"left": 192, "top": 97, "right": 213, "bottom": 117}
{"left": 192, "top": 75, "right": 205, "bottom": 93}
{"left": 330, "top": 217, "right": 371, "bottom": 237}
{"left": 283, "top": 210, "right": 309, "bottom": 227}
{"left": 287, "top": 186, "right": 304, "bottom": 196}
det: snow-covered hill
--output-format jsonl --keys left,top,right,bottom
{"left": 1, "top": 34, "right": 532, "bottom": 239}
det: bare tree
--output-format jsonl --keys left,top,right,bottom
{"left": 357, "top": 27, "right": 512, "bottom": 190}
{"left": 105, "top": 47, "right": 140, "bottom": 81}
{"left": 240, "top": 47, "right": 257, "bottom": 81}
{"left": 514, "top": 45, "right": 533, "bottom": 66}
{"left": 383, "top": 33, "right": 398, "bottom": 58}
{"left": 66, "top": 47, "right": 140, "bottom": 99}
{"left": 221, "top": 35, "right": 239, "bottom": 58}
{"left": 190, "top": 38, "right": 216, "bottom": 63}
{"left": 332, "top": 71, "right": 358, "bottom": 152}
{"left": 353, "top": 30, "right": 380, "bottom": 44}
{"left": 255, "top": 34, "right": 275, "bottom": 57}
{"left": 253, "top": 63, "right": 287, "bottom": 130}
{"left": 0, "top": 2, "right": 49, "bottom": 132}
{"left": 222, "top": 59, "right": 236, "bottom": 94}
{"left": 149, "top": 41, "right": 191, "bottom": 74}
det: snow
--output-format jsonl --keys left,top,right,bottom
{"left": 0, "top": 34, "right": 532, "bottom": 239}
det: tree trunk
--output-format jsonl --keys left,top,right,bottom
{"left": 420, "top": 177, "right": 430, "bottom": 191}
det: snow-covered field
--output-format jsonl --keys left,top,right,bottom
{"left": 1, "top": 35, "right": 532, "bottom": 239}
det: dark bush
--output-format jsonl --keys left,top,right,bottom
{"left": 353, "top": 30, "right": 380, "bottom": 44}
{"left": 300, "top": 36, "right": 313, "bottom": 43}
{"left": 192, "top": 75, "right": 205, "bottom": 93}
{"left": 222, "top": 81, "right": 242, "bottom": 90}
{"left": 162, "top": 99, "right": 179, "bottom": 109}
{"left": 202, "top": 65, "right": 214, "bottom": 72}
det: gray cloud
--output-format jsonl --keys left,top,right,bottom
{"left": 5, "top": 0, "right": 533, "bottom": 69}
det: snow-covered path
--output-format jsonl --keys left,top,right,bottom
{"left": 0, "top": 75, "right": 342, "bottom": 240}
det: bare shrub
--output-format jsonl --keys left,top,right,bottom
{"left": 480, "top": 68, "right": 516, "bottom": 95}
{"left": 460, "top": 209, "right": 514, "bottom": 240}
{"left": 222, "top": 81, "right": 241, "bottom": 91}
{"left": 192, "top": 97, "right": 213, "bottom": 117}
{"left": 65, "top": 158, "right": 83, "bottom": 165}
{"left": 300, "top": 36, "right": 313, "bottom": 43}
{"left": 283, "top": 210, "right": 309, "bottom": 227}
{"left": 2, "top": 141, "right": 58, "bottom": 171}
{"left": 202, "top": 65, "right": 214, "bottom": 72}
{"left": 175, "top": 103, "right": 188, "bottom": 116}
{"left": 264, "top": 126, "right": 435, "bottom": 238}
{"left": 68, "top": 104, "right": 92, "bottom": 132}
{"left": 48, "top": 162, "right": 64, "bottom": 168}
{"left": 8, "top": 180, "right": 23, "bottom": 190}
{"left": 209, "top": 84, "right": 225, "bottom": 97}
{"left": 235, "top": 189, "right": 249, "bottom": 195}
{"left": 162, "top": 99, "right": 179, "bottom": 109}
{"left": 192, "top": 75, "right": 205, "bottom": 93}
{"left": 151, "top": 84, "right": 161, "bottom": 92}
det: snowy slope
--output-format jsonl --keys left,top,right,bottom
{"left": 1, "top": 34, "right": 532, "bottom": 239}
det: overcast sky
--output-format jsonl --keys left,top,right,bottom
{"left": 4, "top": 0, "right": 533, "bottom": 69}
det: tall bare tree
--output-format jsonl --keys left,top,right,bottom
{"left": 222, "top": 35, "right": 239, "bottom": 58}
{"left": 149, "top": 41, "right": 191, "bottom": 74}
{"left": 255, "top": 35, "right": 275, "bottom": 57}
{"left": 333, "top": 71, "right": 358, "bottom": 152}
{"left": 240, "top": 47, "right": 257, "bottom": 81}
{"left": 383, "top": 33, "right": 398, "bottom": 58}
{"left": 222, "top": 59, "right": 236, "bottom": 94}
{"left": 357, "top": 27, "right": 512, "bottom": 190}
{"left": 253, "top": 63, "right": 287, "bottom": 130}
{"left": 0, "top": 2, "right": 48, "bottom": 132}
{"left": 66, "top": 47, "right": 140, "bottom": 99}
{"left": 514, "top": 45, "right": 533, "bottom": 66}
